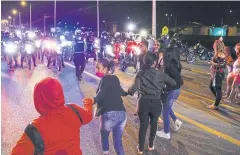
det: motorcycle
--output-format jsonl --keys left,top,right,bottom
{"left": 61, "top": 39, "right": 74, "bottom": 62}
{"left": 186, "top": 43, "right": 208, "bottom": 63}
{"left": 120, "top": 45, "right": 140, "bottom": 72}
{"left": 4, "top": 41, "right": 19, "bottom": 70}
{"left": 104, "top": 45, "right": 115, "bottom": 74}
{"left": 24, "top": 43, "right": 35, "bottom": 70}
{"left": 35, "top": 39, "right": 42, "bottom": 60}
{"left": 86, "top": 38, "right": 97, "bottom": 61}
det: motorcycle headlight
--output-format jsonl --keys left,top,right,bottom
{"left": 35, "top": 40, "right": 41, "bottom": 48}
{"left": 5, "top": 43, "right": 18, "bottom": 54}
{"left": 56, "top": 46, "right": 62, "bottom": 54}
{"left": 25, "top": 44, "right": 34, "bottom": 54}
{"left": 135, "top": 47, "right": 141, "bottom": 55}
{"left": 67, "top": 41, "right": 72, "bottom": 46}
{"left": 61, "top": 41, "right": 68, "bottom": 47}
{"left": 3, "top": 42, "right": 7, "bottom": 47}
{"left": 28, "top": 32, "right": 36, "bottom": 40}
{"left": 60, "top": 35, "right": 65, "bottom": 41}
{"left": 94, "top": 39, "right": 100, "bottom": 44}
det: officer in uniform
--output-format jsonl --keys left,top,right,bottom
{"left": 73, "top": 30, "right": 86, "bottom": 80}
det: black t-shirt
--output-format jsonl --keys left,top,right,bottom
{"left": 94, "top": 75, "right": 127, "bottom": 116}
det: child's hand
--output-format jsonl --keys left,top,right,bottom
{"left": 83, "top": 98, "right": 94, "bottom": 105}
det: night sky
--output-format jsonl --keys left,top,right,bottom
{"left": 1, "top": 1, "right": 240, "bottom": 34}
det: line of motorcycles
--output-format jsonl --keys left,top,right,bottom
{"left": 171, "top": 37, "right": 214, "bottom": 63}
{"left": 1, "top": 37, "right": 73, "bottom": 71}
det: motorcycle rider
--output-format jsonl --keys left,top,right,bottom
{"left": 113, "top": 32, "right": 122, "bottom": 60}
{"left": 85, "top": 31, "right": 96, "bottom": 61}
{"left": 73, "top": 29, "right": 86, "bottom": 80}
{"left": 20, "top": 31, "right": 37, "bottom": 68}
{"left": 99, "top": 31, "right": 110, "bottom": 58}
{"left": 147, "top": 35, "right": 155, "bottom": 53}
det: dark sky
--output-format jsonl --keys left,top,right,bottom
{"left": 1, "top": 1, "right": 240, "bottom": 34}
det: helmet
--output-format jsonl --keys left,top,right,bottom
{"left": 115, "top": 32, "right": 121, "bottom": 38}
{"left": 75, "top": 29, "right": 82, "bottom": 36}
{"left": 101, "top": 31, "right": 108, "bottom": 39}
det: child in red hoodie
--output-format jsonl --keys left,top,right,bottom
{"left": 11, "top": 77, "right": 93, "bottom": 155}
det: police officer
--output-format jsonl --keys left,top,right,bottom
{"left": 73, "top": 30, "right": 86, "bottom": 80}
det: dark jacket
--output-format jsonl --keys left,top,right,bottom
{"left": 128, "top": 67, "right": 176, "bottom": 99}
{"left": 94, "top": 75, "right": 127, "bottom": 116}
{"left": 164, "top": 47, "right": 184, "bottom": 90}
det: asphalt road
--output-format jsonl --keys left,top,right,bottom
{"left": 1, "top": 58, "right": 240, "bottom": 155}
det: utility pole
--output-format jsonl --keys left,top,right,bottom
{"left": 97, "top": 0, "right": 100, "bottom": 37}
{"left": 30, "top": 4, "right": 32, "bottom": 30}
{"left": 19, "top": 12, "right": 21, "bottom": 27}
{"left": 44, "top": 14, "right": 51, "bottom": 34}
{"left": 152, "top": 0, "right": 156, "bottom": 37}
{"left": 54, "top": 0, "right": 56, "bottom": 28}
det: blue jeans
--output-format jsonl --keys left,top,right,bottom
{"left": 163, "top": 88, "right": 181, "bottom": 133}
{"left": 100, "top": 111, "right": 127, "bottom": 155}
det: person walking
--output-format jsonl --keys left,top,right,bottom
{"left": 93, "top": 58, "right": 129, "bottom": 155}
{"left": 128, "top": 53, "right": 176, "bottom": 154}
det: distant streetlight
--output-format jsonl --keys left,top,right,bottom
{"left": 229, "top": 10, "right": 232, "bottom": 13}
{"left": 127, "top": 17, "right": 130, "bottom": 19}
{"left": 12, "top": 9, "right": 18, "bottom": 15}
{"left": 21, "top": 1, "right": 27, "bottom": 7}
{"left": 128, "top": 23, "right": 135, "bottom": 31}
{"left": 165, "top": 13, "right": 168, "bottom": 16}
{"left": 8, "top": 16, "right": 12, "bottom": 19}
{"left": 237, "top": 22, "right": 239, "bottom": 25}
{"left": 103, "top": 20, "right": 106, "bottom": 23}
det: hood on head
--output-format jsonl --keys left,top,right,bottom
{"left": 34, "top": 77, "right": 65, "bottom": 115}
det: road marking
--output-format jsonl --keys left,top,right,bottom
{"left": 183, "top": 67, "right": 210, "bottom": 75}
{"left": 175, "top": 112, "right": 240, "bottom": 147}
{"left": 182, "top": 90, "right": 240, "bottom": 113}
{"left": 65, "top": 62, "right": 240, "bottom": 146}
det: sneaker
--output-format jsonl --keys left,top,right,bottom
{"left": 207, "top": 104, "right": 219, "bottom": 110}
{"left": 156, "top": 130, "right": 170, "bottom": 139}
{"left": 174, "top": 119, "right": 182, "bottom": 131}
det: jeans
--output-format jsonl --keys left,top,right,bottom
{"left": 163, "top": 88, "right": 181, "bottom": 133}
{"left": 100, "top": 111, "right": 127, "bottom": 155}
{"left": 138, "top": 98, "right": 162, "bottom": 152}
{"left": 209, "top": 80, "right": 222, "bottom": 106}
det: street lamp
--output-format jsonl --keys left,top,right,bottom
{"left": 229, "top": 10, "right": 232, "bottom": 13}
{"left": 237, "top": 22, "right": 239, "bottom": 25}
{"left": 8, "top": 16, "right": 12, "bottom": 19}
{"left": 21, "top": 1, "right": 26, "bottom": 7}
{"left": 128, "top": 23, "right": 135, "bottom": 32}
{"left": 12, "top": 9, "right": 18, "bottom": 15}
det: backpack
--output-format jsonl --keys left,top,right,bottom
{"left": 24, "top": 104, "right": 83, "bottom": 155}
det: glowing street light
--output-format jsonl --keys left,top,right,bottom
{"left": 12, "top": 9, "right": 18, "bottom": 15}
{"left": 165, "top": 13, "right": 168, "bottom": 16}
{"left": 237, "top": 22, "right": 239, "bottom": 25}
{"left": 229, "top": 10, "right": 232, "bottom": 13}
{"left": 21, "top": 1, "right": 27, "bottom": 7}
{"left": 8, "top": 16, "right": 12, "bottom": 19}
{"left": 128, "top": 23, "right": 135, "bottom": 31}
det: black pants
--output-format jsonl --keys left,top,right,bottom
{"left": 74, "top": 53, "right": 86, "bottom": 78}
{"left": 138, "top": 98, "right": 162, "bottom": 152}
{"left": 209, "top": 79, "right": 222, "bottom": 107}
{"left": 21, "top": 53, "right": 36, "bottom": 67}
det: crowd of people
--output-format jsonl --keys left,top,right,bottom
{"left": 7, "top": 28, "right": 240, "bottom": 154}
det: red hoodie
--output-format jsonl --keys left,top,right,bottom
{"left": 11, "top": 77, "right": 93, "bottom": 155}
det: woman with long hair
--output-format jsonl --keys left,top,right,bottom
{"left": 224, "top": 43, "right": 240, "bottom": 102}
{"left": 208, "top": 40, "right": 226, "bottom": 109}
